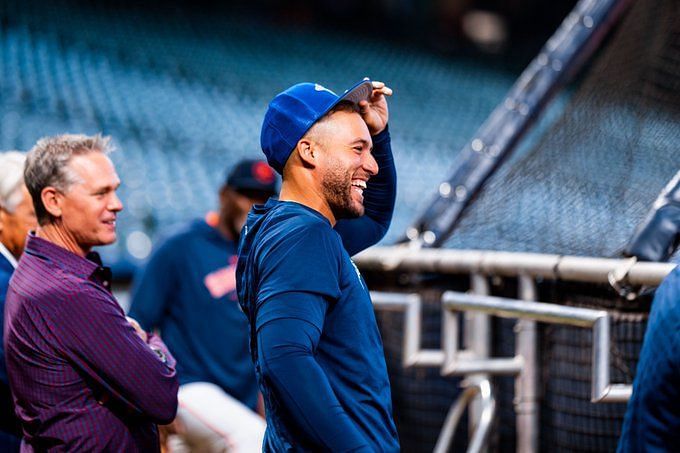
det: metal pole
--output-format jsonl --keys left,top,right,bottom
{"left": 442, "top": 292, "right": 605, "bottom": 327}
{"left": 515, "top": 275, "right": 539, "bottom": 453}
{"left": 369, "top": 292, "right": 445, "bottom": 368}
{"left": 591, "top": 316, "right": 632, "bottom": 403}
{"left": 467, "top": 274, "right": 491, "bottom": 449}
{"left": 354, "top": 247, "right": 675, "bottom": 286}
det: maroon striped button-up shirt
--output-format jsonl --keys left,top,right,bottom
{"left": 3, "top": 235, "right": 179, "bottom": 452}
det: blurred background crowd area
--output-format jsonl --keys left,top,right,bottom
{"left": 1, "top": 0, "right": 576, "bottom": 277}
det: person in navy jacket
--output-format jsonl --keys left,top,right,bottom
{"left": 618, "top": 264, "right": 680, "bottom": 452}
{"left": 0, "top": 151, "right": 36, "bottom": 452}
{"left": 129, "top": 159, "right": 278, "bottom": 452}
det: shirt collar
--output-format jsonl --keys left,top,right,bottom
{"left": 0, "top": 242, "right": 18, "bottom": 269}
{"left": 24, "top": 234, "right": 102, "bottom": 280}
{"left": 265, "top": 198, "right": 330, "bottom": 224}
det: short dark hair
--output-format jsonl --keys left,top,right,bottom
{"left": 303, "top": 100, "right": 361, "bottom": 143}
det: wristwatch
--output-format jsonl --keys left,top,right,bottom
{"left": 150, "top": 346, "right": 167, "bottom": 364}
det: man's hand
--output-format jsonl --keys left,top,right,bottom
{"left": 359, "top": 80, "right": 393, "bottom": 136}
{"left": 159, "top": 419, "right": 182, "bottom": 453}
{"left": 126, "top": 316, "right": 148, "bottom": 343}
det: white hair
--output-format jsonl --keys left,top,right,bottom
{"left": 0, "top": 151, "right": 27, "bottom": 213}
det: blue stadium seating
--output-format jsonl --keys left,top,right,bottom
{"left": 0, "top": 0, "right": 519, "bottom": 276}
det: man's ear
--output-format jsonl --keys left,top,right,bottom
{"left": 295, "top": 138, "right": 317, "bottom": 169}
{"left": 41, "top": 187, "right": 63, "bottom": 219}
{"left": 0, "top": 209, "right": 5, "bottom": 236}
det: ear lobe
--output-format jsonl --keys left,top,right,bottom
{"left": 41, "top": 187, "right": 63, "bottom": 219}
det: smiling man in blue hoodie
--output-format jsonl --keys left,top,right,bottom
{"left": 237, "top": 78, "right": 399, "bottom": 452}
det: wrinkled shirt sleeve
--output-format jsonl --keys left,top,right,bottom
{"left": 43, "top": 282, "right": 179, "bottom": 424}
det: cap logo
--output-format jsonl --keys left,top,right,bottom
{"left": 252, "top": 161, "right": 275, "bottom": 184}
{"left": 314, "top": 84, "right": 336, "bottom": 95}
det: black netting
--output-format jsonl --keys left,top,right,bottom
{"left": 444, "top": 0, "right": 680, "bottom": 256}
{"left": 489, "top": 317, "right": 518, "bottom": 453}
{"left": 539, "top": 317, "right": 646, "bottom": 452}
{"left": 537, "top": 282, "right": 649, "bottom": 452}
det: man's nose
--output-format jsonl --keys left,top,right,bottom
{"left": 109, "top": 193, "right": 124, "bottom": 212}
{"left": 363, "top": 152, "right": 379, "bottom": 176}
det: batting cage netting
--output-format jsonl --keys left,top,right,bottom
{"left": 370, "top": 0, "right": 679, "bottom": 450}
{"left": 444, "top": 0, "right": 679, "bottom": 256}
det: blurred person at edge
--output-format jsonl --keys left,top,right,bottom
{"left": 128, "top": 159, "right": 277, "bottom": 452}
{"left": 0, "top": 151, "right": 37, "bottom": 452}
{"left": 3, "top": 134, "right": 178, "bottom": 452}
{"left": 618, "top": 263, "right": 680, "bottom": 451}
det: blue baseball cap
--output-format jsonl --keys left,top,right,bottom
{"left": 260, "top": 78, "right": 373, "bottom": 174}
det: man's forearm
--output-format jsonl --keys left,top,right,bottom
{"left": 258, "top": 318, "right": 371, "bottom": 451}
{"left": 57, "top": 289, "right": 179, "bottom": 424}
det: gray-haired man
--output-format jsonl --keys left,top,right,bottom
{"left": 4, "top": 134, "right": 178, "bottom": 451}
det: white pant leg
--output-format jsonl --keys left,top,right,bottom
{"left": 168, "top": 382, "right": 265, "bottom": 453}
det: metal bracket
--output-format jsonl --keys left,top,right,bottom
{"left": 442, "top": 305, "right": 524, "bottom": 376}
{"left": 608, "top": 256, "right": 639, "bottom": 301}
{"left": 442, "top": 291, "right": 632, "bottom": 402}
{"left": 370, "top": 292, "right": 444, "bottom": 367}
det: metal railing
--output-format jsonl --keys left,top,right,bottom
{"left": 363, "top": 247, "right": 675, "bottom": 453}
{"left": 356, "top": 247, "right": 673, "bottom": 286}
{"left": 442, "top": 291, "right": 631, "bottom": 403}
{"left": 369, "top": 292, "right": 444, "bottom": 367}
